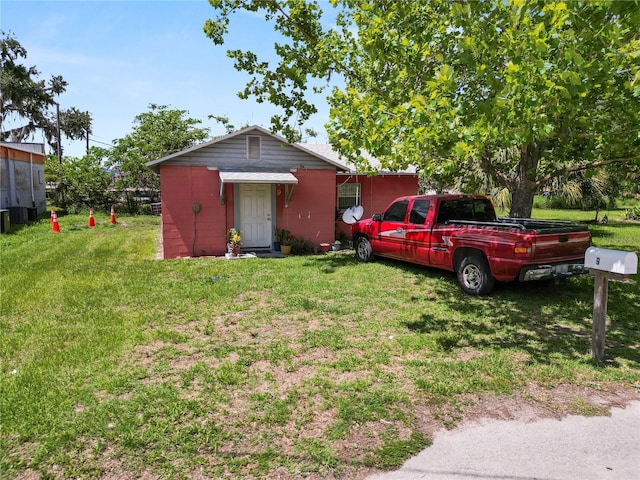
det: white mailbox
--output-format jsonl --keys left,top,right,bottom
{"left": 585, "top": 247, "right": 637, "bottom": 275}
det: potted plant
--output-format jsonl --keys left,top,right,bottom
{"left": 279, "top": 229, "right": 293, "bottom": 255}
{"left": 227, "top": 228, "right": 242, "bottom": 256}
{"left": 274, "top": 227, "right": 287, "bottom": 251}
{"left": 319, "top": 242, "right": 331, "bottom": 253}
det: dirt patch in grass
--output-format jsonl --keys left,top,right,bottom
{"left": 98, "top": 447, "right": 160, "bottom": 480}
{"left": 521, "top": 382, "right": 640, "bottom": 417}
{"left": 428, "top": 382, "right": 640, "bottom": 430}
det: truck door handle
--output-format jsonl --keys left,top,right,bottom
{"left": 559, "top": 235, "right": 568, "bottom": 243}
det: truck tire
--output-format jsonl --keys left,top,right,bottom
{"left": 457, "top": 255, "right": 495, "bottom": 295}
{"left": 354, "top": 236, "right": 373, "bottom": 262}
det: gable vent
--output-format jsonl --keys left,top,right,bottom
{"left": 247, "top": 136, "right": 261, "bottom": 160}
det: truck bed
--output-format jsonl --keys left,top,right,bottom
{"left": 448, "top": 218, "right": 589, "bottom": 234}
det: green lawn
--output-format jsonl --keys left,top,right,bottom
{"left": 1, "top": 208, "right": 639, "bottom": 479}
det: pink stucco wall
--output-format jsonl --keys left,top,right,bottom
{"left": 362, "top": 175, "right": 420, "bottom": 216}
{"left": 275, "top": 169, "right": 337, "bottom": 247}
{"left": 160, "top": 165, "right": 228, "bottom": 258}
{"left": 159, "top": 166, "right": 339, "bottom": 258}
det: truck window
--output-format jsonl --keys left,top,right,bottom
{"left": 474, "top": 199, "right": 496, "bottom": 221}
{"left": 437, "top": 198, "right": 496, "bottom": 224}
{"left": 459, "top": 199, "right": 475, "bottom": 219}
{"left": 436, "top": 200, "right": 456, "bottom": 223}
{"left": 409, "top": 199, "right": 430, "bottom": 225}
{"left": 383, "top": 200, "right": 409, "bottom": 222}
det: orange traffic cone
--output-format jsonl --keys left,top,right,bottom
{"left": 110, "top": 206, "right": 117, "bottom": 225}
{"left": 88, "top": 208, "right": 95, "bottom": 228}
{"left": 52, "top": 210, "right": 61, "bottom": 233}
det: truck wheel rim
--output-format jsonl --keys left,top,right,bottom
{"left": 357, "top": 242, "right": 367, "bottom": 258}
{"left": 463, "top": 264, "right": 481, "bottom": 288}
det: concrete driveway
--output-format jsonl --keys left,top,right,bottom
{"left": 367, "top": 401, "right": 640, "bottom": 480}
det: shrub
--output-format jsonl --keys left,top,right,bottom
{"left": 291, "top": 237, "right": 313, "bottom": 254}
{"left": 137, "top": 204, "right": 153, "bottom": 215}
{"left": 624, "top": 206, "right": 640, "bottom": 221}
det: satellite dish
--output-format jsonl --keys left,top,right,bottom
{"left": 342, "top": 205, "right": 364, "bottom": 224}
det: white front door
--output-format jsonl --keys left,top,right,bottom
{"left": 239, "top": 184, "right": 272, "bottom": 249}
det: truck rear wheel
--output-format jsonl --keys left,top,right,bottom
{"left": 457, "top": 255, "right": 495, "bottom": 295}
{"left": 354, "top": 236, "right": 373, "bottom": 262}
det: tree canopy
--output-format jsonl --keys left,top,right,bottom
{"left": 205, "top": 0, "right": 640, "bottom": 217}
{"left": 108, "top": 104, "right": 211, "bottom": 198}
{"left": 45, "top": 104, "right": 211, "bottom": 214}
{"left": 0, "top": 32, "right": 92, "bottom": 156}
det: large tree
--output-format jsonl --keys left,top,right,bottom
{"left": 108, "top": 104, "right": 211, "bottom": 207}
{"left": 205, "top": 0, "right": 640, "bottom": 217}
{"left": 0, "top": 32, "right": 92, "bottom": 157}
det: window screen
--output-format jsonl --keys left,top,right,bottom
{"left": 337, "top": 183, "right": 361, "bottom": 210}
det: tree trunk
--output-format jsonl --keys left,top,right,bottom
{"left": 510, "top": 184, "right": 535, "bottom": 218}
{"left": 508, "top": 142, "right": 540, "bottom": 218}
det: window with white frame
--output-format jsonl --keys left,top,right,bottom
{"left": 337, "top": 182, "right": 361, "bottom": 210}
{"left": 247, "top": 136, "right": 261, "bottom": 160}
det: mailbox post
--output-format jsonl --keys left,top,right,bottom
{"left": 584, "top": 247, "right": 637, "bottom": 361}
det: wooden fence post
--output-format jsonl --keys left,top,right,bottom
{"left": 591, "top": 271, "right": 609, "bottom": 362}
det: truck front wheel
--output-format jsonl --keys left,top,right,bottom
{"left": 457, "top": 255, "right": 495, "bottom": 295}
{"left": 354, "top": 236, "right": 373, "bottom": 262}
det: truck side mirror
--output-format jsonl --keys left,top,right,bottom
{"left": 372, "top": 213, "right": 382, "bottom": 221}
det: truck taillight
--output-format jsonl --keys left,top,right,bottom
{"left": 514, "top": 242, "right": 532, "bottom": 257}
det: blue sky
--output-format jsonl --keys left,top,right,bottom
{"left": 1, "top": 0, "right": 333, "bottom": 158}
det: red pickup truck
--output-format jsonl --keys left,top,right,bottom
{"left": 351, "top": 194, "right": 591, "bottom": 295}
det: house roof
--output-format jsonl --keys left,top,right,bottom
{"left": 145, "top": 125, "right": 349, "bottom": 172}
{"left": 1, "top": 143, "right": 46, "bottom": 163}
{"left": 0, "top": 142, "right": 46, "bottom": 155}
{"left": 297, "top": 143, "right": 418, "bottom": 175}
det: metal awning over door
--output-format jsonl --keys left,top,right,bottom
{"left": 216, "top": 171, "right": 298, "bottom": 205}
{"left": 219, "top": 171, "right": 298, "bottom": 184}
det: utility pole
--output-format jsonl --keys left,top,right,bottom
{"left": 56, "top": 102, "right": 62, "bottom": 163}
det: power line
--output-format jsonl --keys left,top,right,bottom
{"left": 88, "top": 137, "right": 114, "bottom": 148}
{"left": 90, "top": 133, "right": 114, "bottom": 142}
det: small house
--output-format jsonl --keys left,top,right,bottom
{"left": 146, "top": 126, "right": 418, "bottom": 258}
